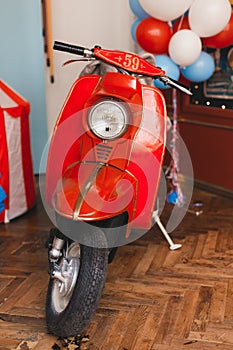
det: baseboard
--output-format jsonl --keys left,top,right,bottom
{"left": 194, "top": 179, "right": 233, "bottom": 200}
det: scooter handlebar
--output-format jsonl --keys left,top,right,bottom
{"left": 53, "top": 41, "right": 192, "bottom": 95}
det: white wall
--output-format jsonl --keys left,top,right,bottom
{"left": 45, "top": 0, "right": 134, "bottom": 136}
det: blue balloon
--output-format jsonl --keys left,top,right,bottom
{"left": 131, "top": 18, "right": 141, "bottom": 42}
{"left": 154, "top": 55, "right": 180, "bottom": 89}
{"left": 129, "top": 0, "right": 149, "bottom": 19}
{"left": 167, "top": 190, "right": 178, "bottom": 205}
{"left": 181, "top": 51, "right": 215, "bottom": 82}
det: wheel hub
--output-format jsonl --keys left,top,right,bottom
{"left": 52, "top": 243, "right": 80, "bottom": 313}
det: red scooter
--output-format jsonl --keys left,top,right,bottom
{"left": 45, "top": 41, "right": 192, "bottom": 337}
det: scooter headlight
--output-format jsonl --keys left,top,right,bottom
{"left": 88, "top": 100, "right": 128, "bottom": 140}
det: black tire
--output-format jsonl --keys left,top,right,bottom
{"left": 46, "top": 242, "right": 109, "bottom": 337}
{"left": 92, "top": 212, "right": 128, "bottom": 263}
{"left": 90, "top": 211, "right": 129, "bottom": 249}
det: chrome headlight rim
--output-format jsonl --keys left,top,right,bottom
{"left": 87, "top": 99, "right": 129, "bottom": 140}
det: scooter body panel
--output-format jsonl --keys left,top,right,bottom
{"left": 127, "top": 86, "right": 167, "bottom": 229}
{"left": 46, "top": 71, "right": 167, "bottom": 231}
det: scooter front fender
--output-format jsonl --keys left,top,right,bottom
{"left": 52, "top": 161, "right": 138, "bottom": 222}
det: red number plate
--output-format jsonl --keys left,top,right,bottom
{"left": 93, "top": 48, "right": 165, "bottom": 77}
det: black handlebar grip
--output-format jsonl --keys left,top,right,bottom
{"left": 53, "top": 41, "right": 86, "bottom": 56}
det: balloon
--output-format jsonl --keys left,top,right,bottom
{"left": 131, "top": 18, "right": 141, "bottom": 42}
{"left": 203, "top": 12, "right": 233, "bottom": 48}
{"left": 181, "top": 51, "right": 215, "bottom": 82}
{"left": 129, "top": 0, "right": 149, "bottom": 19}
{"left": 136, "top": 17, "right": 172, "bottom": 54}
{"left": 139, "top": 0, "right": 194, "bottom": 22}
{"left": 189, "top": 0, "right": 232, "bottom": 37}
{"left": 153, "top": 55, "right": 180, "bottom": 89}
{"left": 168, "top": 30, "right": 202, "bottom": 66}
{"left": 173, "top": 16, "right": 190, "bottom": 33}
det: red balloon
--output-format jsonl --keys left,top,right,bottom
{"left": 203, "top": 12, "right": 233, "bottom": 49}
{"left": 136, "top": 17, "right": 172, "bottom": 54}
{"left": 173, "top": 16, "right": 190, "bottom": 33}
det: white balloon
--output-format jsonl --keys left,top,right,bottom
{"left": 139, "top": 0, "right": 194, "bottom": 22}
{"left": 189, "top": 0, "right": 232, "bottom": 37}
{"left": 168, "top": 30, "right": 202, "bottom": 67}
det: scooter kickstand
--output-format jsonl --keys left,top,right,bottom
{"left": 152, "top": 211, "right": 182, "bottom": 250}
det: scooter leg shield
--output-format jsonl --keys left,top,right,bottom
{"left": 51, "top": 162, "right": 136, "bottom": 245}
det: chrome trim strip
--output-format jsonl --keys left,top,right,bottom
{"left": 73, "top": 164, "right": 102, "bottom": 221}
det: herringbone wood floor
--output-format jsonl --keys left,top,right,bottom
{"left": 0, "top": 181, "right": 233, "bottom": 349}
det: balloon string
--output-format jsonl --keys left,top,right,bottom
{"left": 167, "top": 20, "right": 174, "bottom": 35}
{"left": 168, "top": 89, "right": 185, "bottom": 207}
{"left": 177, "top": 13, "right": 185, "bottom": 32}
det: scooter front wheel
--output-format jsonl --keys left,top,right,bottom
{"left": 46, "top": 241, "right": 108, "bottom": 337}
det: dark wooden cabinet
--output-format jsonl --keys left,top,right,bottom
{"left": 178, "top": 93, "right": 233, "bottom": 192}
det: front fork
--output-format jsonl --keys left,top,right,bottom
{"left": 49, "top": 235, "right": 65, "bottom": 261}
{"left": 48, "top": 229, "right": 81, "bottom": 298}
{"left": 48, "top": 229, "right": 66, "bottom": 282}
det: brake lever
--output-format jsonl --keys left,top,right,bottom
{"left": 63, "top": 58, "right": 95, "bottom": 66}
{"left": 159, "top": 76, "right": 193, "bottom": 95}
